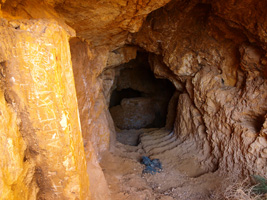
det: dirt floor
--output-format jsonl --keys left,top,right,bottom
{"left": 100, "top": 128, "right": 232, "bottom": 200}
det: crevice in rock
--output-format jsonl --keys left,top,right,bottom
{"left": 244, "top": 114, "right": 266, "bottom": 133}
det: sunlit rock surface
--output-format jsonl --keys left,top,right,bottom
{"left": 0, "top": 19, "right": 90, "bottom": 199}
{"left": 1, "top": 0, "right": 171, "bottom": 48}
{"left": 0, "top": 0, "right": 267, "bottom": 199}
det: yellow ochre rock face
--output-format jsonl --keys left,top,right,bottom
{"left": 0, "top": 19, "right": 90, "bottom": 199}
{"left": 0, "top": 75, "right": 36, "bottom": 200}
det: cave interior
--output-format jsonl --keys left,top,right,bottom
{"left": 0, "top": 0, "right": 266, "bottom": 200}
{"left": 108, "top": 51, "right": 176, "bottom": 145}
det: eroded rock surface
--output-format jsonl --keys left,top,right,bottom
{"left": 0, "top": 19, "right": 90, "bottom": 199}
{"left": 132, "top": 0, "right": 267, "bottom": 176}
{"left": 1, "top": 0, "right": 171, "bottom": 48}
{"left": 0, "top": 0, "right": 267, "bottom": 199}
{"left": 110, "top": 97, "right": 156, "bottom": 129}
{"left": 70, "top": 38, "right": 111, "bottom": 200}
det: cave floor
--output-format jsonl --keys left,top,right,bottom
{"left": 100, "top": 128, "right": 228, "bottom": 200}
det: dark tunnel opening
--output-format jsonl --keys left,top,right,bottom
{"left": 109, "top": 88, "right": 142, "bottom": 108}
{"left": 108, "top": 50, "right": 176, "bottom": 145}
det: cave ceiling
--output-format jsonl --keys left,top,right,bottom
{"left": 1, "top": 0, "right": 267, "bottom": 52}
{"left": 0, "top": 0, "right": 171, "bottom": 48}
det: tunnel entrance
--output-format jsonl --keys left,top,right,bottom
{"left": 108, "top": 51, "right": 176, "bottom": 145}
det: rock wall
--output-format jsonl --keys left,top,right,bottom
{"left": 70, "top": 38, "right": 112, "bottom": 156}
{"left": 0, "top": 0, "right": 177, "bottom": 199}
{"left": 53, "top": 0, "right": 171, "bottom": 47}
{"left": 0, "top": 0, "right": 267, "bottom": 199}
{"left": 0, "top": 19, "right": 90, "bottom": 199}
{"left": 0, "top": 0, "right": 171, "bottom": 48}
{"left": 69, "top": 38, "right": 112, "bottom": 200}
{"left": 132, "top": 0, "right": 267, "bottom": 176}
{"left": 110, "top": 97, "right": 157, "bottom": 129}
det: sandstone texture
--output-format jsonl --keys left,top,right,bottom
{"left": 0, "top": 0, "right": 267, "bottom": 199}
{"left": 70, "top": 38, "right": 111, "bottom": 200}
{"left": 131, "top": 0, "right": 267, "bottom": 176}
{"left": 0, "top": 19, "right": 89, "bottom": 199}
{"left": 1, "top": 0, "right": 171, "bottom": 48}
{"left": 53, "top": 0, "right": 171, "bottom": 47}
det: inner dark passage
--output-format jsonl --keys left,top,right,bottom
{"left": 109, "top": 51, "right": 175, "bottom": 132}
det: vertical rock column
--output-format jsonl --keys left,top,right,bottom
{"left": 70, "top": 38, "right": 111, "bottom": 200}
{"left": 0, "top": 19, "right": 90, "bottom": 199}
{"left": 70, "top": 38, "right": 113, "bottom": 157}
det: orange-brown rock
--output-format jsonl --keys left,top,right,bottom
{"left": 53, "top": 0, "right": 171, "bottom": 47}
{"left": 0, "top": 0, "right": 267, "bottom": 199}
{"left": 132, "top": 0, "right": 267, "bottom": 176}
{"left": 0, "top": 19, "right": 90, "bottom": 199}
{"left": 1, "top": 0, "right": 171, "bottom": 48}
{"left": 70, "top": 38, "right": 112, "bottom": 200}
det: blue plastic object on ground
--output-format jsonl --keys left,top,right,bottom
{"left": 141, "top": 156, "right": 162, "bottom": 174}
